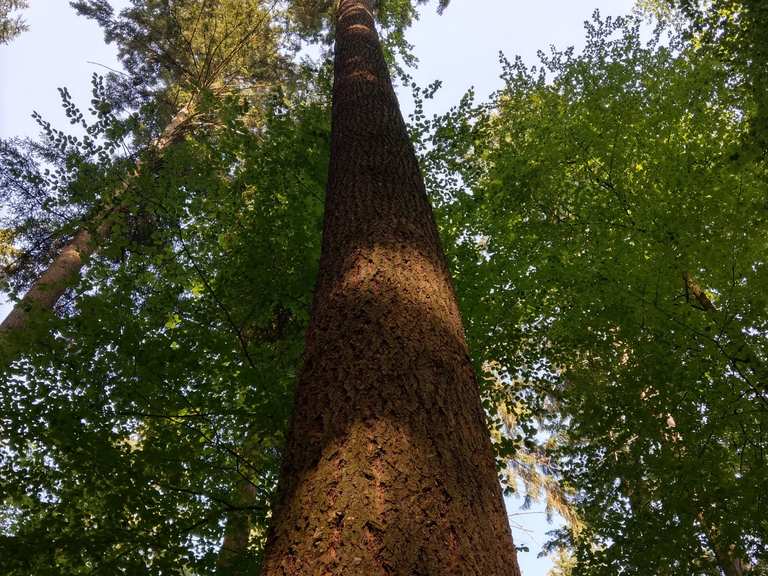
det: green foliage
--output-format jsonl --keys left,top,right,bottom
{"left": 0, "top": 0, "right": 27, "bottom": 44}
{"left": 287, "top": 0, "right": 449, "bottom": 65}
{"left": 0, "top": 74, "right": 131, "bottom": 297}
{"left": 0, "top": 74, "right": 330, "bottom": 572}
{"left": 3, "top": 1, "right": 767, "bottom": 574}
{"left": 69, "top": 0, "right": 289, "bottom": 150}
{"left": 640, "top": 0, "right": 768, "bottom": 154}
{"left": 548, "top": 548, "right": 577, "bottom": 576}
{"left": 417, "top": 10, "right": 767, "bottom": 574}
{"left": 289, "top": 0, "right": 449, "bottom": 32}
{"left": 0, "top": 0, "right": 333, "bottom": 569}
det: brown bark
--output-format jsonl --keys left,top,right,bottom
{"left": 697, "top": 510, "right": 750, "bottom": 576}
{"left": 683, "top": 271, "right": 716, "bottom": 312}
{"left": 0, "top": 224, "right": 106, "bottom": 334}
{"left": 261, "top": 1, "right": 521, "bottom": 575}
{"left": 0, "top": 104, "right": 193, "bottom": 339}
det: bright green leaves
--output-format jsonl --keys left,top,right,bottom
{"left": 4, "top": 1, "right": 766, "bottom": 574}
{"left": 0, "top": 56, "right": 331, "bottom": 573}
{"left": 416, "top": 9, "right": 767, "bottom": 575}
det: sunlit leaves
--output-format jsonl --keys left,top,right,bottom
{"left": 418, "top": 10, "right": 767, "bottom": 574}
{"left": 0, "top": 38, "right": 330, "bottom": 576}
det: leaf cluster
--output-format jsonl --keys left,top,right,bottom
{"left": 0, "top": 0, "right": 27, "bottom": 44}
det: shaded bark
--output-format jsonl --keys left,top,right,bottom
{"left": 0, "top": 104, "right": 193, "bottom": 341}
{"left": 698, "top": 510, "right": 750, "bottom": 576}
{"left": 261, "top": 1, "right": 521, "bottom": 574}
{"left": 217, "top": 476, "right": 258, "bottom": 575}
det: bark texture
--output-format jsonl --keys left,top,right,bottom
{"left": 0, "top": 225, "right": 105, "bottom": 334}
{"left": 0, "top": 104, "right": 193, "bottom": 338}
{"left": 261, "top": 1, "right": 521, "bottom": 574}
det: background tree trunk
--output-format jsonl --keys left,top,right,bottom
{"left": 261, "top": 1, "right": 521, "bottom": 574}
{"left": 216, "top": 477, "right": 258, "bottom": 575}
{"left": 0, "top": 104, "right": 193, "bottom": 339}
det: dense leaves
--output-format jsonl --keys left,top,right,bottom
{"left": 418, "top": 10, "right": 767, "bottom": 575}
{"left": 1, "top": 0, "right": 329, "bottom": 572}
{"left": 0, "top": 75, "right": 330, "bottom": 573}
{"left": 1, "top": 1, "right": 767, "bottom": 574}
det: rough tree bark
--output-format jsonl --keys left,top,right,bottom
{"left": 261, "top": 1, "right": 521, "bottom": 574}
{"left": 0, "top": 104, "right": 193, "bottom": 339}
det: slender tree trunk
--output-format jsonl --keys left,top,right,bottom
{"left": 698, "top": 510, "right": 750, "bottom": 576}
{"left": 261, "top": 1, "right": 521, "bottom": 574}
{"left": 217, "top": 476, "right": 258, "bottom": 575}
{"left": 0, "top": 225, "right": 107, "bottom": 334}
{"left": 636, "top": 361, "right": 752, "bottom": 576}
{"left": 681, "top": 273, "right": 758, "bottom": 573}
{"left": 216, "top": 434, "right": 268, "bottom": 575}
{"left": 0, "top": 104, "right": 193, "bottom": 339}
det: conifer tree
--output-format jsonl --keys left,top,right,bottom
{"left": 0, "top": 0, "right": 282, "bottom": 358}
{"left": 0, "top": 0, "right": 27, "bottom": 44}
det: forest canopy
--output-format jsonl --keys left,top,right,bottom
{"left": 0, "top": 0, "right": 765, "bottom": 574}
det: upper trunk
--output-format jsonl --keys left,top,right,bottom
{"left": 260, "top": 1, "right": 521, "bottom": 574}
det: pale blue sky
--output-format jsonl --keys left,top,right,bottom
{"left": 0, "top": 1, "right": 637, "bottom": 573}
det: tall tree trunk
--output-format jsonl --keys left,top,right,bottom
{"left": 216, "top": 434, "right": 265, "bottom": 575}
{"left": 698, "top": 510, "right": 750, "bottom": 576}
{"left": 261, "top": 1, "right": 521, "bottom": 574}
{"left": 0, "top": 104, "right": 193, "bottom": 340}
